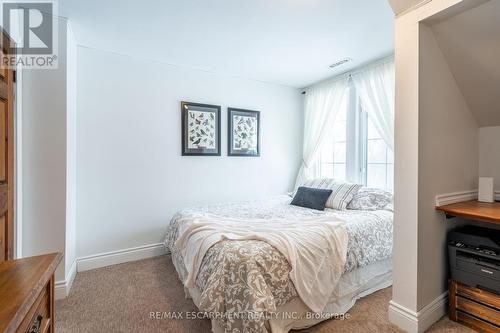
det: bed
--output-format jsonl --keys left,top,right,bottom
{"left": 164, "top": 194, "right": 393, "bottom": 333}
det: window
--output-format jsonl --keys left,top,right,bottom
{"left": 317, "top": 84, "right": 394, "bottom": 190}
{"left": 365, "top": 115, "right": 394, "bottom": 190}
{"left": 317, "top": 101, "right": 347, "bottom": 182}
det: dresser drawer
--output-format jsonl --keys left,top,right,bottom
{"left": 0, "top": 254, "right": 61, "bottom": 333}
{"left": 16, "top": 282, "right": 51, "bottom": 333}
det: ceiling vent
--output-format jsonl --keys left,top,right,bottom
{"left": 329, "top": 58, "right": 352, "bottom": 69}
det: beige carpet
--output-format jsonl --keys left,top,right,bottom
{"left": 56, "top": 255, "right": 475, "bottom": 333}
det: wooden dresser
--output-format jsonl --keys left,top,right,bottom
{"left": 0, "top": 253, "right": 62, "bottom": 333}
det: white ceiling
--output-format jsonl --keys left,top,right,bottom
{"left": 431, "top": 0, "right": 500, "bottom": 127}
{"left": 59, "top": 0, "right": 394, "bottom": 88}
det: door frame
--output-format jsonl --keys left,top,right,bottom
{"left": 1, "top": 29, "right": 19, "bottom": 260}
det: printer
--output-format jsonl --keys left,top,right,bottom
{"left": 448, "top": 225, "right": 500, "bottom": 294}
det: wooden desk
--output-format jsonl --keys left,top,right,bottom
{"left": 436, "top": 200, "right": 500, "bottom": 225}
{"left": 437, "top": 201, "right": 500, "bottom": 332}
{"left": 0, "top": 253, "right": 62, "bottom": 333}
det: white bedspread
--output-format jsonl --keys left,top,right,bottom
{"left": 174, "top": 212, "right": 348, "bottom": 313}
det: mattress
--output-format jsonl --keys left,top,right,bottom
{"left": 165, "top": 195, "right": 393, "bottom": 333}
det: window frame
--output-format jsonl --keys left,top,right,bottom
{"left": 316, "top": 81, "right": 394, "bottom": 190}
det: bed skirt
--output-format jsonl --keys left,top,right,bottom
{"left": 186, "top": 258, "right": 392, "bottom": 333}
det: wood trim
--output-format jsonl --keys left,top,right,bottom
{"left": 15, "top": 283, "right": 48, "bottom": 333}
{"left": 0, "top": 81, "right": 7, "bottom": 100}
{"left": 0, "top": 100, "right": 5, "bottom": 181}
{"left": 49, "top": 275, "right": 54, "bottom": 333}
{"left": 0, "top": 215, "right": 4, "bottom": 260}
{"left": 0, "top": 253, "right": 62, "bottom": 333}
{"left": 449, "top": 280, "right": 500, "bottom": 333}
{"left": 456, "top": 296, "right": 500, "bottom": 326}
{"left": 0, "top": 28, "right": 15, "bottom": 261}
{"left": 449, "top": 280, "right": 457, "bottom": 321}
{"left": 456, "top": 311, "right": 499, "bottom": 333}
{"left": 456, "top": 282, "right": 500, "bottom": 310}
{"left": 0, "top": 182, "right": 7, "bottom": 216}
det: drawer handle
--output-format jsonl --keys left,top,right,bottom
{"left": 480, "top": 268, "right": 493, "bottom": 275}
{"left": 27, "top": 315, "right": 43, "bottom": 333}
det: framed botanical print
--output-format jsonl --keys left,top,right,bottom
{"left": 228, "top": 108, "right": 260, "bottom": 157}
{"left": 181, "top": 101, "right": 221, "bottom": 156}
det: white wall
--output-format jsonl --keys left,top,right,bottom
{"left": 22, "top": 18, "right": 69, "bottom": 281}
{"left": 392, "top": 4, "right": 421, "bottom": 314}
{"left": 418, "top": 23, "right": 478, "bottom": 308}
{"left": 430, "top": 1, "right": 500, "bottom": 128}
{"left": 65, "top": 23, "right": 78, "bottom": 278}
{"left": 22, "top": 17, "right": 78, "bottom": 286}
{"left": 390, "top": 1, "right": 483, "bottom": 332}
{"left": 479, "top": 126, "right": 500, "bottom": 191}
{"left": 75, "top": 47, "right": 302, "bottom": 258}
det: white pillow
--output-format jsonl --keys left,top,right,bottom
{"left": 302, "top": 178, "right": 362, "bottom": 210}
{"left": 347, "top": 187, "right": 393, "bottom": 211}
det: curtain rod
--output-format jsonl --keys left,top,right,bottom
{"left": 301, "top": 74, "right": 353, "bottom": 95}
{"left": 301, "top": 54, "right": 394, "bottom": 95}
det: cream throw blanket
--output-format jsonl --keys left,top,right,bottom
{"left": 174, "top": 213, "right": 348, "bottom": 313}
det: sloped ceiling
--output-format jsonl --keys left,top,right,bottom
{"left": 431, "top": 0, "right": 500, "bottom": 127}
{"left": 387, "top": 0, "right": 427, "bottom": 14}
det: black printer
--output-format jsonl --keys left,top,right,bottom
{"left": 448, "top": 225, "right": 500, "bottom": 294}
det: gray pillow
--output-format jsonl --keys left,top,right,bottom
{"left": 291, "top": 187, "right": 333, "bottom": 211}
{"left": 347, "top": 187, "right": 393, "bottom": 211}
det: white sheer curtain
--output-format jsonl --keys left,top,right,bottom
{"left": 294, "top": 77, "right": 349, "bottom": 189}
{"left": 352, "top": 60, "right": 395, "bottom": 151}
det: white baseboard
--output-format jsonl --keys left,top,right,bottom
{"left": 55, "top": 243, "right": 168, "bottom": 299}
{"left": 435, "top": 190, "right": 477, "bottom": 206}
{"left": 76, "top": 243, "right": 167, "bottom": 272}
{"left": 388, "top": 292, "right": 448, "bottom": 333}
{"left": 55, "top": 260, "right": 77, "bottom": 300}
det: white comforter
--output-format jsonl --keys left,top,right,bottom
{"left": 174, "top": 212, "right": 348, "bottom": 313}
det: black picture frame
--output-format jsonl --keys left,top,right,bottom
{"left": 228, "top": 108, "right": 261, "bottom": 157}
{"left": 181, "top": 101, "right": 221, "bottom": 156}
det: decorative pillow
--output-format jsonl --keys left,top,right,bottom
{"left": 302, "top": 178, "right": 362, "bottom": 210}
{"left": 290, "top": 187, "right": 333, "bottom": 211}
{"left": 347, "top": 187, "right": 393, "bottom": 211}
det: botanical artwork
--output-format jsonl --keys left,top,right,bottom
{"left": 187, "top": 110, "right": 216, "bottom": 149}
{"left": 232, "top": 115, "right": 257, "bottom": 151}
{"left": 182, "top": 102, "right": 220, "bottom": 156}
{"left": 228, "top": 108, "right": 260, "bottom": 156}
